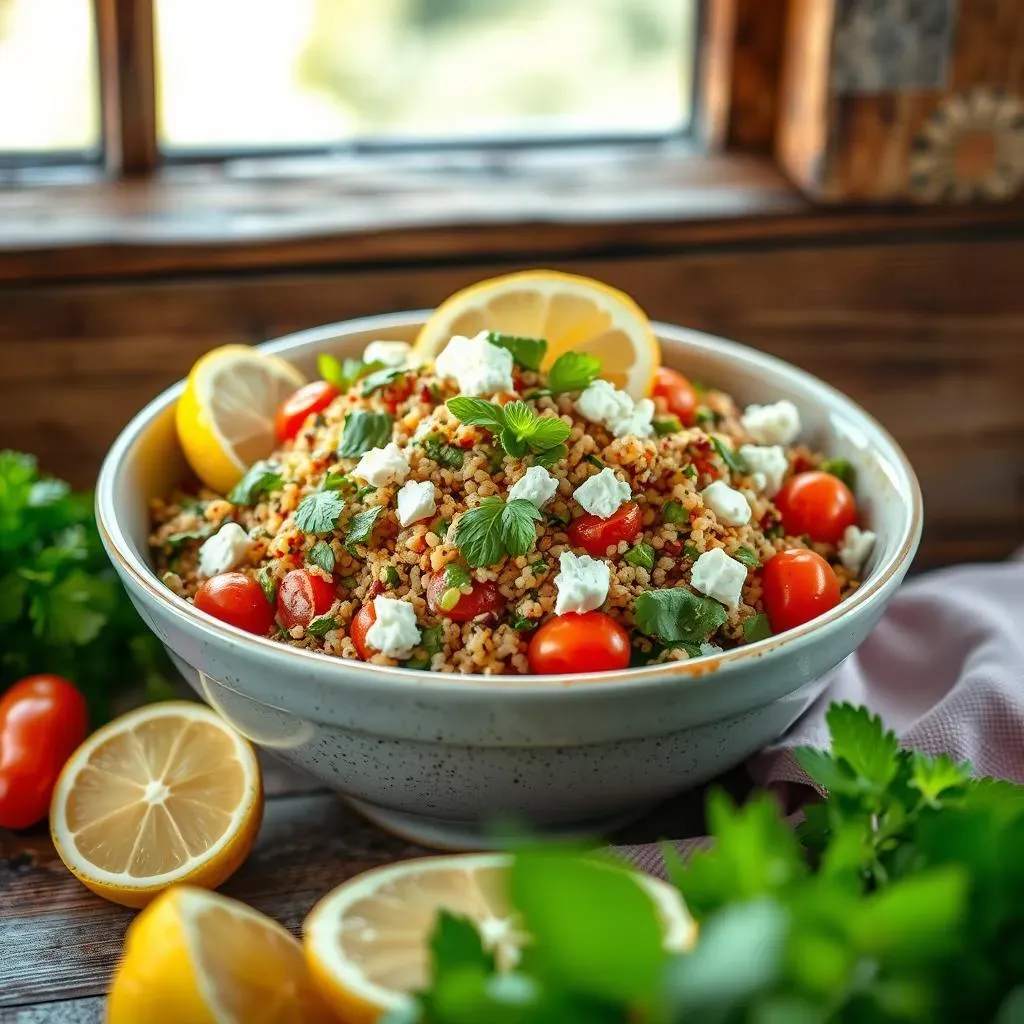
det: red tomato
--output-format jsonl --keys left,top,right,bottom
{"left": 527, "top": 612, "right": 630, "bottom": 675}
{"left": 0, "top": 675, "right": 88, "bottom": 830}
{"left": 568, "top": 502, "right": 643, "bottom": 557}
{"left": 350, "top": 602, "right": 377, "bottom": 661}
{"left": 761, "top": 548, "right": 840, "bottom": 634}
{"left": 425, "top": 572, "right": 504, "bottom": 622}
{"left": 274, "top": 380, "right": 340, "bottom": 443}
{"left": 380, "top": 376, "right": 414, "bottom": 413}
{"left": 652, "top": 367, "right": 698, "bottom": 427}
{"left": 194, "top": 572, "right": 276, "bottom": 635}
{"left": 774, "top": 471, "right": 857, "bottom": 545}
{"left": 276, "top": 569, "right": 336, "bottom": 630}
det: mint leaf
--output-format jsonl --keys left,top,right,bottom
{"left": 624, "top": 542, "right": 655, "bottom": 572}
{"left": 500, "top": 427, "right": 529, "bottom": 459}
{"left": 733, "top": 546, "right": 760, "bottom": 569}
{"left": 502, "top": 401, "right": 537, "bottom": 439}
{"left": 421, "top": 434, "right": 464, "bottom": 469}
{"left": 345, "top": 505, "right": 384, "bottom": 553}
{"left": 532, "top": 443, "right": 567, "bottom": 468}
{"left": 227, "top": 461, "right": 284, "bottom": 506}
{"left": 633, "top": 587, "right": 727, "bottom": 645}
{"left": 361, "top": 367, "right": 407, "bottom": 397}
{"left": 295, "top": 491, "right": 346, "bottom": 534}
{"left": 430, "top": 911, "right": 496, "bottom": 977}
{"left": 528, "top": 417, "right": 571, "bottom": 451}
{"left": 454, "top": 498, "right": 506, "bottom": 567}
{"left": 742, "top": 612, "right": 772, "bottom": 642}
{"left": 446, "top": 397, "right": 506, "bottom": 433}
{"left": 486, "top": 332, "right": 547, "bottom": 370}
{"left": 501, "top": 499, "right": 543, "bottom": 558}
{"left": 256, "top": 566, "right": 277, "bottom": 605}
{"left": 546, "top": 351, "right": 602, "bottom": 395}
{"left": 318, "top": 353, "right": 385, "bottom": 391}
{"left": 338, "top": 411, "right": 393, "bottom": 458}
{"left": 653, "top": 416, "right": 683, "bottom": 436}
{"left": 308, "top": 540, "right": 335, "bottom": 574}
{"left": 662, "top": 500, "right": 686, "bottom": 524}
{"left": 711, "top": 436, "right": 748, "bottom": 476}
{"left": 321, "top": 471, "right": 351, "bottom": 491}
{"left": 305, "top": 614, "right": 337, "bottom": 637}
{"left": 826, "top": 702, "right": 900, "bottom": 790}
{"left": 421, "top": 625, "right": 444, "bottom": 655}
{"left": 910, "top": 751, "right": 972, "bottom": 806}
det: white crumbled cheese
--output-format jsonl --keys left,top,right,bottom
{"left": 365, "top": 596, "right": 422, "bottom": 659}
{"left": 701, "top": 480, "right": 752, "bottom": 527}
{"left": 397, "top": 480, "right": 437, "bottom": 527}
{"left": 739, "top": 444, "right": 789, "bottom": 497}
{"left": 197, "top": 522, "right": 252, "bottom": 577}
{"left": 741, "top": 400, "right": 802, "bottom": 446}
{"left": 508, "top": 466, "right": 559, "bottom": 509}
{"left": 554, "top": 551, "right": 610, "bottom": 615}
{"left": 433, "top": 331, "right": 514, "bottom": 396}
{"left": 690, "top": 548, "right": 748, "bottom": 610}
{"left": 573, "top": 468, "right": 632, "bottom": 519}
{"left": 363, "top": 339, "right": 412, "bottom": 367}
{"left": 574, "top": 380, "right": 654, "bottom": 438}
{"left": 839, "top": 525, "right": 877, "bottom": 575}
{"left": 353, "top": 443, "right": 410, "bottom": 487}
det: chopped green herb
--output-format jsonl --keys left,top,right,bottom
{"left": 165, "top": 520, "right": 220, "bottom": 549}
{"left": 733, "top": 546, "right": 760, "bottom": 569}
{"left": 356, "top": 484, "right": 378, "bottom": 501}
{"left": 421, "top": 625, "right": 444, "bottom": 656}
{"left": 256, "top": 566, "right": 277, "bottom": 605}
{"left": 545, "top": 351, "right": 602, "bottom": 394}
{"left": 318, "top": 353, "right": 385, "bottom": 392}
{"left": 227, "top": 461, "right": 284, "bottom": 506}
{"left": 454, "top": 496, "right": 543, "bottom": 567}
{"left": 432, "top": 518, "right": 450, "bottom": 538}
{"left": 337, "top": 411, "right": 394, "bottom": 458}
{"left": 446, "top": 397, "right": 569, "bottom": 463}
{"left": 532, "top": 443, "right": 567, "bottom": 468}
{"left": 295, "top": 491, "right": 346, "bottom": 534}
{"left": 743, "top": 612, "right": 772, "bottom": 643}
{"left": 530, "top": 560, "right": 549, "bottom": 575}
{"left": 683, "top": 542, "right": 699, "bottom": 560}
{"left": 711, "top": 436, "right": 748, "bottom": 475}
{"left": 584, "top": 454, "right": 605, "bottom": 469}
{"left": 321, "top": 472, "right": 351, "bottom": 492}
{"left": 422, "top": 434, "right": 464, "bottom": 469}
{"left": 653, "top": 416, "right": 683, "bottom": 436}
{"left": 305, "top": 615, "right": 337, "bottom": 638}
{"left": 694, "top": 407, "right": 714, "bottom": 425}
{"left": 820, "top": 457, "right": 856, "bottom": 489}
{"left": 403, "top": 655, "right": 431, "bottom": 670}
{"left": 510, "top": 614, "right": 539, "bottom": 632}
{"left": 382, "top": 564, "right": 400, "bottom": 588}
{"left": 485, "top": 332, "right": 548, "bottom": 371}
{"left": 308, "top": 540, "right": 335, "bottom": 574}
{"left": 682, "top": 463, "right": 698, "bottom": 479}
{"left": 663, "top": 501, "right": 687, "bottom": 524}
{"left": 634, "top": 587, "right": 728, "bottom": 645}
{"left": 360, "top": 367, "right": 407, "bottom": 397}
{"left": 445, "top": 397, "right": 506, "bottom": 432}
{"left": 345, "top": 505, "right": 384, "bottom": 553}
{"left": 341, "top": 576, "right": 357, "bottom": 588}
{"left": 624, "top": 542, "right": 656, "bottom": 572}
{"left": 444, "top": 563, "right": 472, "bottom": 590}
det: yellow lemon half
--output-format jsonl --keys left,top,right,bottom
{"left": 176, "top": 344, "right": 305, "bottom": 493}
{"left": 50, "top": 702, "right": 262, "bottom": 908}
{"left": 412, "top": 270, "right": 660, "bottom": 397}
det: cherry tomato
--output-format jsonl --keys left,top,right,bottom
{"left": 528, "top": 612, "right": 630, "bottom": 675}
{"left": 426, "top": 572, "right": 504, "bottom": 622}
{"left": 350, "top": 602, "right": 377, "bottom": 661}
{"left": 276, "top": 569, "right": 336, "bottom": 630}
{"left": 194, "top": 572, "right": 276, "bottom": 635}
{"left": 774, "top": 471, "right": 857, "bottom": 545}
{"left": 761, "top": 548, "right": 840, "bottom": 634}
{"left": 274, "top": 380, "right": 340, "bottom": 443}
{"left": 380, "top": 375, "right": 414, "bottom": 413}
{"left": 652, "top": 367, "right": 698, "bottom": 427}
{"left": 0, "top": 675, "right": 88, "bottom": 830}
{"left": 568, "top": 502, "right": 643, "bottom": 557}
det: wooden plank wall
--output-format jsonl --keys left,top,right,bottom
{"left": 1, "top": 232, "right": 1022, "bottom": 568}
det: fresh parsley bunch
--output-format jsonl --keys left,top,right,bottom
{"left": 0, "top": 451, "right": 175, "bottom": 724}
{"left": 390, "top": 703, "right": 1024, "bottom": 1024}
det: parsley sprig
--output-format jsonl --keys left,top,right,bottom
{"left": 447, "top": 397, "right": 570, "bottom": 463}
{"left": 453, "top": 496, "right": 543, "bottom": 567}
{"left": 318, "top": 353, "right": 386, "bottom": 392}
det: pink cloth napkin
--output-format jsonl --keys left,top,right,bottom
{"left": 619, "top": 557, "right": 1024, "bottom": 876}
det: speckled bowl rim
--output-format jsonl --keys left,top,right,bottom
{"left": 97, "top": 312, "right": 923, "bottom": 696}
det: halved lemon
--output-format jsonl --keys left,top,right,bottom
{"left": 412, "top": 270, "right": 660, "bottom": 397}
{"left": 50, "top": 702, "right": 262, "bottom": 908}
{"left": 176, "top": 344, "right": 306, "bottom": 493}
{"left": 107, "top": 886, "right": 333, "bottom": 1024}
{"left": 303, "top": 852, "right": 694, "bottom": 1023}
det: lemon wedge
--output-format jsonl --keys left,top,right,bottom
{"left": 303, "top": 852, "right": 693, "bottom": 1023}
{"left": 412, "top": 270, "right": 660, "bottom": 397}
{"left": 176, "top": 345, "right": 305, "bottom": 493}
{"left": 50, "top": 702, "right": 262, "bottom": 908}
{"left": 107, "top": 886, "right": 333, "bottom": 1024}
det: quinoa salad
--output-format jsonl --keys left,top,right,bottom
{"left": 150, "top": 331, "right": 877, "bottom": 676}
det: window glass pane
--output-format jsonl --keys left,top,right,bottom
{"left": 0, "top": 0, "right": 100, "bottom": 155}
{"left": 156, "top": 0, "right": 695, "bottom": 151}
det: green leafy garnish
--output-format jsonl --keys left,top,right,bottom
{"left": 445, "top": 397, "right": 507, "bottom": 432}
{"left": 382, "top": 564, "right": 400, "bottom": 588}
{"left": 711, "top": 436, "right": 748, "bottom": 475}
{"left": 345, "top": 505, "right": 384, "bottom": 553}
{"left": 421, "top": 434, "right": 464, "bottom": 469}
{"left": 421, "top": 625, "right": 444, "bottom": 656}
{"left": 444, "top": 563, "right": 472, "bottom": 590}
{"left": 624, "top": 542, "right": 655, "bottom": 572}
{"left": 683, "top": 541, "right": 699, "bottom": 559}
{"left": 318, "top": 353, "right": 385, "bottom": 392}
{"left": 295, "top": 491, "right": 346, "bottom": 534}
{"left": 545, "top": 351, "right": 602, "bottom": 395}
{"left": 485, "top": 332, "right": 547, "bottom": 370}
{"left": 653, "top": 416, "right": 683, "bottom": 436}
{"left": 446, "top": 398, "right": 570, "bottom": 462}
{"left": 165, "top": 521, "right": 220, "bottom": 549}
{"left": 256, "top": 566, "right": 277, "bottom": 605}
{"left": 227, "top": 461, "right": 284, "bottom": 506}
{"left": 742, "top": 612, "right": 772, "bottom": 642}
{"left": 337, "top": 411, "right": 394, "bottom": 458}
{"left": 633, "top": 587, "right": 727, "bottom": 645}
{"left": 305, "top": 615, "right": 337, "bottom": 638}
{"left": 403, "top": 655, "right": 431, "bottom": 670}
{"left": 733, "top": 545, "right": 760, "bottom": 568}
{"left": 308, "top": 540, "right": 335, "bottom": 575}
{"left": 584, "top": 454, "right": 605, "bottom": 469}
{"left": 820, "top": 458, "right": 856, "bottom": 489}
{"left": 532, "top": 443, "right": 567, "bottom": 468}
{"left": 321, "top": 471, "right": 352, "bottom": 492}
{"left": 662, "top": 500, "right": 687, "bottom": 524}
{"left": 509, "top": 614, "right": 538, "bottom": 632}
{"left": 360, "top": 367, "right": 407, "bottom": 397}
{"left": 454, "top": 497, "right": 543, "bottom": 567}
{"left": 695, "top": 408, "right": 713, "bottom": 425}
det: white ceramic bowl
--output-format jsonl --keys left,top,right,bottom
{"left": 96, "top": 313, "right": 921, "bottom": 849}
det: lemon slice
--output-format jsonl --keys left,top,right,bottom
{"left": 303, "top": 852, "right": 694, "bottom": 1023}
{"left": 50, "top": 702, "right": 262, "bottom": 908}
{"left": 412, "top": 270, "right": 660, "bottom": 397}
{"left": 107, "top": 886, "right": 333, "bottom": 1024}
{"left": 176, "top": 344, "right": 306, "bottom": 493}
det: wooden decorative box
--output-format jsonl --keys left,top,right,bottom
{"left": 776, "top": 0, "right": 1024, "bottom": 203}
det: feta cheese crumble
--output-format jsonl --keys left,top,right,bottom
{"left": 434, "top": 331, "right": 514, "bottom": 396}
{"left": 574, "top": 380, "right": 655, "bottom": 438}
{"left": 740, "top": 400, "right": 801, "bottom": 446}
{"left": 691, "top": 548, "right": 748, "bottom": 610}
{"left": 198, "top": 522, "right": 252, "bottom": 577}
{"left": 507, "top": 465, "right": 559, "bottom": 509}
{"left": 397, "top": 480, "right": 437, "bottom": 527}
{"left": 838, "top": 524, "right": 876, "bottom": 574}
{"left": 353, "top": 442, "right": 410, "bottom": 487}
{"left": 554, "top": 551, "right": 610, "bottom": 615}
{"left": 738, "top": 444, "right": 788, "bottom": 496}
{"left": 573, "top": 468, "right": 632, "bottom": 519}
{"left": 365, "top": 596, "right": 421, "bottom": 659}
{"left": 363, "top": 340, "right": 412, "bottom": 367}
{"left": 701, "top": 480, "right": 752, "bottom": 526}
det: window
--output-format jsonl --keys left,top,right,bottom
{"left": 0, "top": 0, "right": 101, "bottom": 160}
{"left": 154, "top": 0, "right": 698, "bottom": 153}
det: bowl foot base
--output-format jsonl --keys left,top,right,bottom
{"left": 346, "top": 797, "right": 652, "bottom": 852}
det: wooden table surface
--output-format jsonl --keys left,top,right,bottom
{"left": 0, "top": 750, "right": 728, "bottom": 1023}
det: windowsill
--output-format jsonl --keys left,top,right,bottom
{"left": 0, "top": 146, "right": 1021, "bottom": 283}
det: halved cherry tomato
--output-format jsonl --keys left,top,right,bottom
{"left": 568, "top": 502, "right": 643, "bottom": 557}
{"left": 380, "top": 375, "right": 414, "bottom": 414}
{"left": 761, "top": 548, "right": 840, "bottom": 634}
{"left": 426, "top": 572, "right": 504, "bottom": 622}
{"left": 274, "top": 380, "right": 340, "bottom": 443}
{"left": 774, "top": 471, "right": 857, "bottom": 545}
{"left": 0, "top": 675, "right": 88, "bottom": 830}
{"left": 350, "top": 602, "right": 376, "bottom": 661}
{"left": 527, "top": 612, "right": 630, "bottom": 674}
{"left": 194, "top": 572, "right": 276, "bottom": 635}
{"left": 277, "top": 569, "right": 336, "bottom": 630}
{"left": 652, "top": 367, "right": 698, "bottom": 427}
